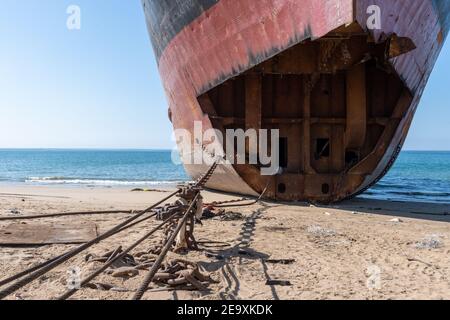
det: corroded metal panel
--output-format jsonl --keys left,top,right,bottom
{"left": 141, "top": 0, "right": 449, "bottom": 202}
{"left": 433, "top": 0, "right": 450, "bottom": 37}
{"left": 356, "top": 0, "right": 445, "bottom": 94}
{"left": 0, "top": 223, "right": 98, "bottom": 245}
{"left": 142, "top": 0, "right": 355, "bottom": 199}
{"left": 157, "top": 0, "right": 354, "bottom": 96}
{"left": 353, "top": 0, "right": 449, "bottom": 197}
{"left": 141, "top": 0, "right": 219, "bottom": 60}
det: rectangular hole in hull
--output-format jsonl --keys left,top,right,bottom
{"left": 279, "top": 137, "right": 288, "bottom": 169}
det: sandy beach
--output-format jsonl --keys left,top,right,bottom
{"left": 0, "top": 185, "right": 449, "bottom": 300}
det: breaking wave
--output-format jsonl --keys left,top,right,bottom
{"left": 26, "top": 177, "right": 184, "bottom": 186}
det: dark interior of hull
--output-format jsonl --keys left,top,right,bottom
{"left": 198, "top": 24, "right": 415, "bottom": 202}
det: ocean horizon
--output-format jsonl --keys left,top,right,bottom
{"left": 0, "top": 149, "right": 449, "bottom": 204}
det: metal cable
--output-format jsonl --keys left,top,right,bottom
{"left": 0, "top": 253, "right": 65, "bottom": 287}
{"left": 195, "top": 162, "right": 218, "bottom": 188}
{"left": 131, "top": 193, "right": 200, "bottom": 300}
{"left": 0, "top": 210, "right": 133, "bottom": 221}
{"left": 1, "top": 162, "right": 218, "bottom": 299}
{"left": 210, "top": 178, "right": 270, "bottom": 208}
{"left": 58, "top": 209, "right": 184, "bottom": 300}
{"left": 0, "top": 211, "right": 158, "bottom": 288}
{"left": 0, "top": 189, "right": 180, "bottom": 300}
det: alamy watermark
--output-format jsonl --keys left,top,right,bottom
{"left": 66, "top": 5, "right": 81, "bottom": 30}
{"left": 367, "top": 5, "right": 382, "bottom": 30}
{"left": 66, "top": 266, "right": 82, "bottom": 290}
{"left": 64, "top": 3, "right": 380, "bottom": 31}
{"left": 172, "top": 121, "right": 280, "bottom": 176}
{"left": 366, "top": 265, "right": 382, "bottom": 290}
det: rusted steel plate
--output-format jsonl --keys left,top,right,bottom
{"left": 141, "top": 0, "right": 354, "bottom": 196}
{"left": 142, "top": 0, "right": 220, "bottom": 60}
{"left": 141, "top": 0, "right": 449, "bottom": 201}
{"left": 433, "top": 0, "right": 450, "bottom": 38}
{"left": 356, "top": 0, "right": 443, "bottom": 94}
{"left": 156, "top": 0, "right": 354, "bottom": 97}
{"left": 353, "top": 0, "right": 449, "bottom": 196}
{"left": 0, "top": 223, "right": 98, "bottom": 245}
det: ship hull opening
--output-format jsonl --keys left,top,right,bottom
{"left": 198, "top": 24, "right": 414, "bottom": 202}
{"left": 142, "top": 0, "right": 449, "bottom": 203}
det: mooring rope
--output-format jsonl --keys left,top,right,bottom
{"left": 0, "top": 189, "right": 181, "bottom": 300}
{"left": 0, "top": 210, "right": 134, "bottom": 221}
{"left": 207, "top": 178, "right": 271, "bottom": 208}
{"left": 58, "top": 208, "right": 185, "bottom": 300}
{"left": 0, "top": 209, "right": 159, "bottom": 288}
{"left": 131, "top": 192, "right": 201, "bottom": 300}
{"left": 0, "top": 161, "right": 220, "bottom": 300}
{"left": 131, "top": 162, "right": 219, "bottom": 300}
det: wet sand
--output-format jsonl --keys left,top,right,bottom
{"left": 0, "top": 185, "right": 449, "bottom": 300}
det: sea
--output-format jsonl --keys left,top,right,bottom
{"left": 0, "top": 149, "right": 448, "bottom": 204}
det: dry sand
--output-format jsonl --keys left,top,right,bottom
{"left": 0, "top": 185, "right": 449, "bottom": 300}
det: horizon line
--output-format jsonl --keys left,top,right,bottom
{"left": 0, "top": 147, "right": 175, "bottom": 151}
{"left": 0, "top": 148, "right": 449, "bottom": 152}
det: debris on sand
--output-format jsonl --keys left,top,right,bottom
{"left": 415, "top": 234, "right": 443, "bottom": 249}
{"left": 151, "top": 259, "right": 217, "bottom": 291}
{"left": 389, "top": 218, "right": 403, "bottom": 223}
{"left": 263, "top": 225, "right": 291, "bottom": 232}
{"left": 201, "top": 209, "right": 244, "bottom": 221}
{"left": 85, "top": 283, "right": 131, "bottom": 292}
{"left": 131, "top": 188, "right": 169, "bottom": 193}
{"left": 201, "top": 207, "right": 216, "bottom": 219}
{"left": 266, "top": 280, "right": 292, "bottom": 286}
{"left": 220, "top": 211, "right": 244, "bottom": 221}
{"left": 109, "top": 267, "right": 139, "bottom": 279}
{"left": 205, "top": 252, "right": 225, "bottom": 260}
{"left": 307, "top": 225, "right": 336, "bottom": 237}
{"left": 265, "top": 259, "right": 295, "bottom": 265}
{"left": 87, "top": 248, "right": 217, "bottom": 291}
{"left": 10, "top": 209, "right": 21, "bottom": 215}
{"left": 238, "top": 248, "right": 253, "bottom": 256}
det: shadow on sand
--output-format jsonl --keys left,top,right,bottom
{"left": 190, "top": 193, "right": 448, "bottom": 300}
{"left": 197, "top": 203, "right": 283, "bottom": 300}
{"left": 327, "top": 197, "right": 450, "bottom": 223}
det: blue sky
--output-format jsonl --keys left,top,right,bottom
{"left": 0, "top": 1, "right": 449, "bottom": 150}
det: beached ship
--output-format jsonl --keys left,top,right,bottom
{"left": 142, "top": 0, "right": 450, "bottom": 202}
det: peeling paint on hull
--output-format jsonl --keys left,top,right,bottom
{"left": 141, "top": 0, "right": 449, "bottom": 202}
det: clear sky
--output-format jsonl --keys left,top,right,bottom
{"left": 0, "top": 1, "right": 449, "bottom": 150}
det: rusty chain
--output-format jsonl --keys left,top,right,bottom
{"left": 0, "top": 161, "right": 220, "bottom": 300}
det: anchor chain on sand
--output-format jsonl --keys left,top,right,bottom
{"left": 0, "top": 162, "right": 223, "bottom": 300}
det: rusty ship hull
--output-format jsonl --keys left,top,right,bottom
{"left": 142, "top": 0, "right": 450, "bottom": 202}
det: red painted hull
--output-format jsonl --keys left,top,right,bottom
{"left": 142, "top": 0, "right": 449, "bottom": 201}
